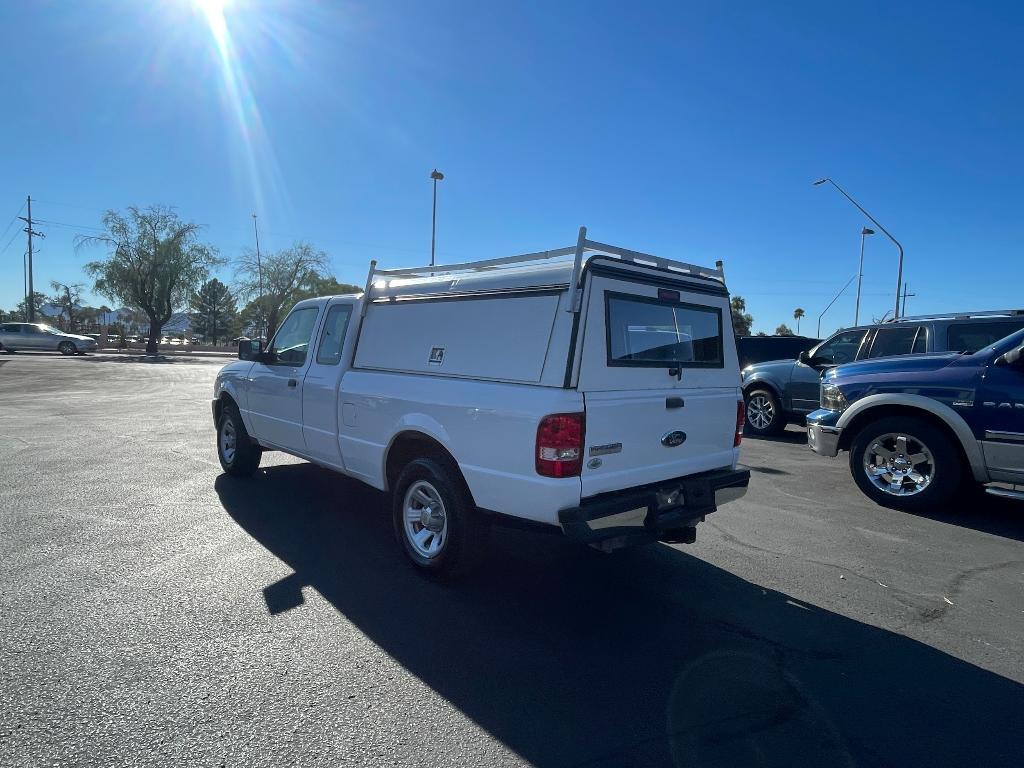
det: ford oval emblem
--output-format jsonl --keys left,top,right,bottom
{"left": 661, "top": 430, "right": 687, "bottom": 447}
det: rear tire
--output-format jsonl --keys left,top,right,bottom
{"left": 848, "top": 416, "right": 962, "bottom": 512}
{"left": 744, "top": 388, "right": 786, "bottom": 436}
{"left": 391, "top": 457, "right": 487, "bottom": 578}
{"left": 217, "top": 402, "right": 262, "bottom": 477}
{"left": 58, "top": 341, "right": 77, "bottom": 356}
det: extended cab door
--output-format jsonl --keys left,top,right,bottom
{"left": 246, "top": 304, "right": 322, "bottom": 452}
{"left": 301, "top": 302, "right": 355, "bottom": 468}
{"left": 977, "top": 349, "right": 1024, "bottom": 483}
{"left": 576, "top": 272, "right": 740, "bottom": 498}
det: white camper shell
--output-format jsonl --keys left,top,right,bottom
{"left": 213, "top": 228, "right": 750, "bottom": 574}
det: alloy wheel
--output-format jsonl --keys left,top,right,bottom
{"left": 747, "top": 394, "right": 775, "bottom": 430}
{"left": 862, "top": 433, "right": 934, "bottom": 496}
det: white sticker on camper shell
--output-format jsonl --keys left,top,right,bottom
{"left": 429, "top": 347, "right": 445, "bottom": 365}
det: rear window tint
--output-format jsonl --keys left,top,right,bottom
{"left": 867, "top": 326, "right": 927, "bottom": 358}
{"left": 606, "top": 292, "right": 723, "bottom": 367}
{"left": 947, "top": 321, "right": 1024, "bottom": 353}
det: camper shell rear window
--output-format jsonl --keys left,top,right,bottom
{"left": 605, "top": 291, "right": 724, "bottom": 368}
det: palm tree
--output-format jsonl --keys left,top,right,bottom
{"left": 793, "top": 307, "right": 805, "bottom": 335}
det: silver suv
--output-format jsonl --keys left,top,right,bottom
{"left": 741, "top": 310, "right": 1024, "bottom": 436}
{"left": 0, "top": 322, "right": 99, "bottom": 355}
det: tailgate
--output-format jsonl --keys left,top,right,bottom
{"left": 575, "top": 272, "right": 741, "bottom": 498}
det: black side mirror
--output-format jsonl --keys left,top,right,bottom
{"left": 238, "top": 338, "right": 263, "bottom": 361}
{"left": 798, "top": 350, "right": 814, "bottom": 365}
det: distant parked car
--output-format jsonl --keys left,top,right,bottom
{"left": 741, "top": 310, "right": 1024, "bottom": 436}
{"left": 0, "top": 322, "right": 99, "bottom": 355}
{"left": 807, "top": 327, "right": 1024, "bottom": 509}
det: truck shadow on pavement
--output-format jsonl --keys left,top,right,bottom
{"left": 216, "top": 464, "right": 1024, "bottom": 768}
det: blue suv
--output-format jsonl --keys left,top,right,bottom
{"left": 806, "top": 328, "right": 1024, "bottom": 510}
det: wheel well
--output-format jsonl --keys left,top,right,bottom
{"left": 214, "top": 392, "right": 236, "bottom": 425}
{"left": 385, "top": 431, "right": 472, "bottom": 501}
{"left": 743, "top": 380, "right": 781, "bottom": 401}
{"left": 837, "top": 404, "right": 970, "bottom": 465}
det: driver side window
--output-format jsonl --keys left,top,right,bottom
{"left": 268, "top": 307, "right": 319, "bottom": 366}
{"left": 813, "top": 329, "right": 868, "bottom": 365}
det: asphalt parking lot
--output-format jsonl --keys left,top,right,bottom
{"left": 2, "top": 353, "right": 1023, "bottom": 767}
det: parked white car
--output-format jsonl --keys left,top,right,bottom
{"left": 0, "top": 322, "right": 99, "bottom": 355}
{"left": 212, "top": 228, "right": 750, "bottom": 574}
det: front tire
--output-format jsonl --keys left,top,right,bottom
{"left": 391, "top": 458, "right": 486, "bottom": 578}
{"left": 58, "top": 341, "right": 77, "bottom": 356}
{"left": 848, "top": 416, "right": 962, "bottom": 512}
{"left": 744, "top": 388, "right": 785, "bottom": 436}
{"left": 217, "top": 402, "right": 262, "bottom": 477}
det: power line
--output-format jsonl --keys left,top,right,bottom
{"left": 33, "top": 218, "right": 106, "bottom": 233}
{"left": 0, "top": 227, "right": 22, "bottom": 258}
{"left": 0, "top": 200, "right": 27, "bottom": 249}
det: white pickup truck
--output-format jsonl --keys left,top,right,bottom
{"left": 213, "top": 228, "right": 750, "bottom": 575}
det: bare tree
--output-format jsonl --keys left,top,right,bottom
{"left": 235, "top": 243, "right": 329, "bottom": 340}
{"left": 50, "top": 281, "right": 84, "bottom": 332}
{"left": 78, "top": 206, "right": 220, "bottom": 356}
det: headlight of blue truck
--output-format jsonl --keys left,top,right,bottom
{"left": 820, "top": 383, "right": 849, "bottom": 412}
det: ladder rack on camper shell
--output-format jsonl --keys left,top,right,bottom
{"left": 360, "top": 227, "right": 725, "bottom": 315}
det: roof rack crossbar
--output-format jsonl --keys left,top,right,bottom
{"left": 886, "top": 308, "right": 1024, "bottom": 323}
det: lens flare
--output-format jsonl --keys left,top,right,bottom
{"left": 190, "top": 0, "right": 289, "bottom": 221}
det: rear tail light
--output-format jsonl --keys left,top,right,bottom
{"left": 734, "top": 400, "right": 745, "bottom": 447}
{"left": 536, "top": 413, "right": 585, "bottom": 477}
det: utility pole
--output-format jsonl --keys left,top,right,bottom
{"left": 252, "top": 213, "right": 265, "bottom": 339}
{"left": 18, "top": 196, "right": 45, "bottom": 322}
{"left": 901, "top": 283, "right": 916, "bottom": 316}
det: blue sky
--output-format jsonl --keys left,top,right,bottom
{"left": 1, "top": 0, "right": 1021, "bottom": 335}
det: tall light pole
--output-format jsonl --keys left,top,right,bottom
{"left": 813, "top": 178, "right": 905, "bottom": 319}
{"left": 252, "top": 213, "right": 265, "bottom": 339}
{"left": 855, "top": 227, "right": 874, "bottom": 326}
{"left": 430, "top": 169, "right": 444, "bottom": 266}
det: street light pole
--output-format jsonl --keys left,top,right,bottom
{"left": 430, "top": 169, "right": 444, "bottom": 266}
{"left": 252, "top": 213, "right": 265, "bottom": 339}
{"left": 813, "top": 178, "right": 905, "bottom": 319}
{"left": 855, "top": 227, "right": 874, "bottom": 326}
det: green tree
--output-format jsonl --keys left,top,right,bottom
{"left": 16, "top": 291, "right": 47, "bottom": 322}
{"left": 234, "top": 242, "right": 330, "bottom": 340}
{"left": 730, "top": 295, "right": 754, "bottom": 336}
{"left": 775, "top": 323, "right": 794, "bottom": 336}
{"left": 305, "top": 275, "right": 362, "bottom": 299}
{"left": 78, "top": 206, "right": 220, "bottom": 356}
{"left": 189, "top": 278, "right": 237, "bottom": 346}
{"left": 793, "top": 307, "right": 805, "bottom": 335}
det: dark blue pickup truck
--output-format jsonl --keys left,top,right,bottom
{"left": 806, "top": 328, "right": 1024, "bottom": 509}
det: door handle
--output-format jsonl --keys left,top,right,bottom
{"left": 287, "top": 378, "right": 297, "bottom": 388}
{"left": 666, "top": 397, "right": 685, "bottom": 409}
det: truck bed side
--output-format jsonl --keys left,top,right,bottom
{"left": 338, "top": 370, "right": 584, "bottom": 524}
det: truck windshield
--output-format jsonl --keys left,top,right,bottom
{"left": 606, "top": 293, "right": 723, "bottom": 367}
